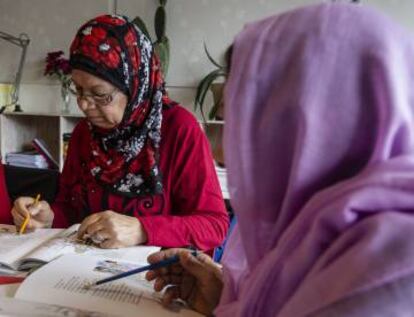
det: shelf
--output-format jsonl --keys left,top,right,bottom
{"left": 202, "top": 120, "right": 225, "bottom": 125}
{"left": 2, "top": 111, "right": 84, "bottom": 118}
{"left": 0, "top": 112, "right": 84, "bottom": 170}
{"left": 0, "top": 111, "right": 229, "bottom": 199}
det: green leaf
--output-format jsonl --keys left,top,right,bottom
{"left": 132, "top": 16, "right": 152, "bottom": 42}
{"left": 194, "top": 69, "right": 223, "bottom": 107}
{"left": 197, "top": 70, "right": 226, "bottom": 106}
{"left": 154, "top": 6, "right": 166, "bottom": 40}
{"left": 194, "top": 69, "right": 226, "bottom": 119}
{"left": 154, "top": 37, "right": 170, "bottom": 78}
{"left": 208, "top": 98, "right": 223, "bottom": 120}
{"left": 204, "top": 43, "right": 224, "bottom": 69}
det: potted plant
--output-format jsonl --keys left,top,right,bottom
{"left": 194, "top": 45, "right": 231, "bottom": 167}
{"left": 194, "top": 44, "right": 228, "bottom": 121}
{"left": 132, "top": 0, "right": 170, "bottom": 77}
{"left": 44, "top": 50, "right": 71, "bottom": 113}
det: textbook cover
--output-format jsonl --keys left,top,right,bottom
{"left": 31, "top": 138, "right": 59, "bottom": 170}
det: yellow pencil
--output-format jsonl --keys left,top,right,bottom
{"left": 19, "top": 194, "right": 40, "bottom": 235}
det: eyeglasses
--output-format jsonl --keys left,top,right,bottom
{"left": 68, "top": 81, "right": 119, "bottom": 107}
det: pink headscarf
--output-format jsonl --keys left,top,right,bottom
{"left": 218, "top": 3, "right": 414, "bottom": 316}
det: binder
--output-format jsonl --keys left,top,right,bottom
{"left": 31, "top": 138, "right": 59, "bottom": 170}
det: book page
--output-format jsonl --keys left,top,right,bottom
{"left": 15, "top": 254, "right": 202, "bottom": 317}
{"left": 0, "top": 224, "right": 62, "bottom": 271}
{"left": 0, "top": 297, "right": 118, "bottom": 317}
{"left": 20, "top": 224, "right": 160, "bottom": 269}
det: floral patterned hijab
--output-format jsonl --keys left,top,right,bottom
{"left": 70, "top": 14, "right": 175, "bottom": 197}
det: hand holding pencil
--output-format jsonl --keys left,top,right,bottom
{"left": 145, "top": 248, "right": 224, "bottom": 315}
{"left": 11, "top": 194, "right": 54, "bottom": 232}
{"left": 18, "top": 194, "right": 40, "bottom": 234}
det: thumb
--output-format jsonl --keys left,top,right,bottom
{"left": 29, "top": 200, "right": 50, "bottom": 217}
{"left": 180, "top": 252, "right": 211, "bottom": 280}
{"left": 28, "top": 204, "right": 42, "bottom": 216}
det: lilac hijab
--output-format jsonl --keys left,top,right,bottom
{"left": 218, "top": 3, "right": 414, "bottom": 317}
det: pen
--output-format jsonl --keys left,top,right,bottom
{"left": 19, "top": 193, "right": 40, "bottom": 235}
{"left": 88, "top": 250, "right": 198, "bottom": 288}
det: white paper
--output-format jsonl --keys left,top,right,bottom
{"left": 22, "top": 224, "right": 159, "bottom": 266}
{"left": 15, "top": 254, "right": 202, "bottom": 317}
{"left": 0, "top": 224, "right": 159, "bottom": 271}
{"left": 0, "top": 224, "right": 61, "bottom": 270}
{"left": 0, "top": 297, "right": 118, "bottom": 317}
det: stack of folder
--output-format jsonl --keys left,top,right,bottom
{"left": 215, "top": 164, "right": 229, "bottom": 199}
{"left": 5, "top": 151, "right": 49, "bottom": 169}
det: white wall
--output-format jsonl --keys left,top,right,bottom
{"left": 1, "top": 0, "right": 414, "bottom": 115}
{"left": 366, "top": 0, "right": 414, "bottom": 32}
{"left": 118, "top": 0, "right": 321, "bottom": 87}
{"left": 0, "top": 0, "right": 114, "bottom": 83}
{"left": 0, "top": 0, "right": 114, "bottom": 113}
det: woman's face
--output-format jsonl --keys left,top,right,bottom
{"left": 71, "top": 69, "right": 128, "bottom": 129}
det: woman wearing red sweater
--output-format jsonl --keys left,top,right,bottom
{"left": 11, "top": 15, "right": 228, "bottom": 251}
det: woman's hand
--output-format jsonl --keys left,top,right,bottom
{"left": 77, "top": 210, "right": 147, "bottom": 248}
{"left": 11, "top": 196, "right": 54, "bottom": 231}
{"left": 146, "top": 248, "right": 224, "bottom": 316}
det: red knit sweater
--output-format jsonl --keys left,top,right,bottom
{"left": 52, "top": 105, "right": 229, "bottom": 251}
{"left": 0, "top": 164, "right": 12, "bottom": 224}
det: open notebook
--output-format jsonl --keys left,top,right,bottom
{"left": 0, "top": 224, "right": 159, "bottom": 272}
{"left": 13, "top": 254, "right": 201, "bottom": 317}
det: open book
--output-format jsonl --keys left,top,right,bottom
{"left": 13, "top": 254, "right": 201, "bottom": 317}
{"left": 0, "top": 297, "right": 118, "bottom": 317}
{"left": 0, "top": 224, "right": 159, "bottom": 273}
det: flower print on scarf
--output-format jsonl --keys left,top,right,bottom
{"left": 77, "top": 27, "right": 121, "bottom": 69}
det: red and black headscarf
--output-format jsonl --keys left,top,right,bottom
{"left": 70, "top": 14, "right": 175, "bottom": 197}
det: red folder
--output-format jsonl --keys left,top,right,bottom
{"left": 0, "top": 276, "right": 24, "bottom": 284}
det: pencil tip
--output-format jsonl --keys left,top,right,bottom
{"left": 83, "top": 282, "right": 94, "bottom": 290}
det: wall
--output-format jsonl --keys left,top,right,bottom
{"left": 0, "top": 0, "right": 413, "bottom": 115}
{"left": 0, "top": 0, "right": 115, "bottom": 113}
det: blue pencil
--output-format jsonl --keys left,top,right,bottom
{"left": 90, "top": 250, "right": 198, "bottom": 287}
